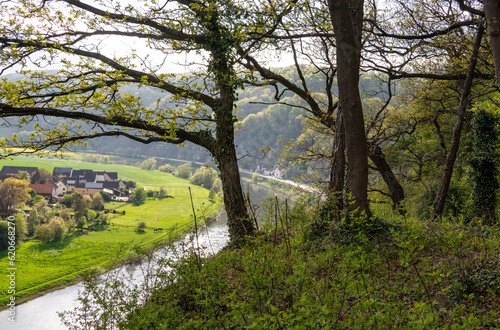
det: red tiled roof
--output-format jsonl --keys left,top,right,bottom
{"left": 28, "top": 184, "right": 54, "bottom": 195}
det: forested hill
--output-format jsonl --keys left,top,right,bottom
{"left": 0, "top": 67, "right": 393, "bottom": 176}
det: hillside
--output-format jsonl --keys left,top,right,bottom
{"left": 61, "top": 201, "right": 500, "bottom": 329}
{"left": 0, "top": 156, "right": 222, "bottom": 307}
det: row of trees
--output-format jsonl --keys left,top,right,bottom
{"left": 1, "top": 0, "right": 499, "bottom": 244}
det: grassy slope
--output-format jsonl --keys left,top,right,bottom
{"left": 0, "top": 157, "right": 222, "bottom": 305}
{"left": 121, "top": 203, "right": 500, "bottom": 329}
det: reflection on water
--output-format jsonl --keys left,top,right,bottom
{"left": 0, "top": 182, "right": 294, "bottom": 329}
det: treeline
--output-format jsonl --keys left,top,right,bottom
{"left": 140, "top": 158, "right": 222, "bottom": 193}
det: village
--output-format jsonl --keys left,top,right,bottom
{"left": 0, "top": 166, "right": 134, "bottom": 203}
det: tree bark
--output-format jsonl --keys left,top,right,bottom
{"left": 433, "top": 22, "right": 484, "bottom": 218}
{"left": 484, "top": 0, "right": 500, "bottom": 83}
{"left": 215, "top": 142, "right": 254, "bottom": 242}
{"left": 368, "top": 143, "right": 405, "bottom": 213}
{"left": 212, "top": 56, "right": 254, "bottom": 242}
{"left": 328, "top": 0, "right": 370, "bottom": 217}
{"left": 328, "top": 108, "right": 346, "bottom": 214}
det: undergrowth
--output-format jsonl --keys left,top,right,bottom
{"left": 61, "top": 198, "right": 500, "bottom": 329}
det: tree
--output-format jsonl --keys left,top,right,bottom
{"left": 91, "top": 193, "right": 105, "bottom": 211}
{"left": 76, "top": 216, "right": 87, "bottom": 232}
{"left": 30, "top": 168, "right": 52, "bottom": 184}
{"left": 48, "top": 217, "right": 66, "bottom": 241}
{"left": 209, "top": 190, "right": 217, "bottom": 201}
{"left": 0, "top": 0, "right": 300, "bottom": 242}
{"left": 0, "top": 221, "right": 9, "bottom": 250}
{"left": 469, "top": 108, "right": 500, "bottom": 224}
{"left": 17, "top": 170, "right": 30, "bottom": 182}
{"left": 35, "top": 224, "right": 54, "bottom": 243}
{"left": 158, "top": 164, "right": 176, "bottom": 173}
{"left": 72, "top": 192, "right": 87, "bottom": 221}
{"left": 100, "top": 191, "right": 112, "bottom": 202}
{"left": 27, "top": 209, "right": 39, "bottom": 236}
{"left": 32, "top": 195, "right": 44, "bottom": 205}
{"left": 14, "top": 213, "right": 27, "bottom": 244}
{"left": 87, "top": 209, "right": 97, "bottom": 222}
{"left": 175, "top": 163, "right": 193, "bottom": 180}
{"left": 134, "top": 187, "right": 147, "bottom": 203}
{"left": 140, "top": 158, "right": 157, "bottom": 171}
{"left": 59, "top": 208, "right": 71, "bottom": 223}
{"left": 136, "top": 221, "right": 147, "bottom": 232}
{"left": 0, "top": 216, "right": 25, "bottom": 249}
{"left": 327, "top": 0, "right": 369, "bottom": 217}
{"left": 33, "top": 198, "right": 52, "bottom": 224}
{"left": 0, "top": 178, "right": 31, "bottom": 214}
{"left": 483, "top": 0, "right": 500, "bottom": 83}
{"left": 432, "top": 22, "right": 485, "bottom": 218}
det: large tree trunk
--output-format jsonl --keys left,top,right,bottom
{"left": 328, "top": 108, "right": 346, "bottom": 214}
{"left": 484, "top": 0, "right": 500, "bottom": 83}
{"left": 368, "top": 143, "right": 405, "bottom": 213}
{"left": 213, "top": 73, "right": 254, "bottom": 242}
{"left": 433, "top": 22, "right": 484, "bottom": 218}
{"left": 328, "top": 0, "right": 370, "bottom": 217}
{"left": 215, "top": 143, "right": 254, "bottom": 242}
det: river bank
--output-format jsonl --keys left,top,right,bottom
{"left": 0, "top": 182, "right": 295, "bottom": 329}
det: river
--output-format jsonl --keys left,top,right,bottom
{"left": 0, "top": 182, "right": 293, "bottom": 329}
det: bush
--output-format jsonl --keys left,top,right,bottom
{"left": 140, "top": 158, "right": 157, "bottom": 170}
{"left": 189, "top": 167, "right": 217, "bottom": 189}
{"left": 175, "top": 163, "right": 192, "bottom": 179}
{"left": 136, "top": 221, "right": 147, "bottom": 232}
{"left": 87, "top": 209, "right": 97, "bottom": 221}
{"left": 158, "top": 164, "right": 176, "bottom": 173}
{"left": 35, "top": 224, "right": 54, "bottom": 243}
{"left": 48, "top": 217, "right": 66, "bottom": 241}
{"left": 32, "top": 195, "right": 44, "bottom": 205}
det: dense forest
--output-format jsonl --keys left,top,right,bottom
{"left": 1, "top": 0, "right": 500, "bottom": 328}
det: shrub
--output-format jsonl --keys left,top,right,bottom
{"left": 48, "top": 217, "right": 66, "bottom": 241}
{"left": 35, "top": 224, "right": 54, "bottom": 243}
{"left": 140, "top": 158, "right": 157, "bottom": 170}
{"left": 136, "top": 221, "right": 147, "bottom": 232}
{"left": 158, "top": 164, "right": 176, "bottom": 173}
{"left": 175, "top": 163, "right": 192, "bottom": 179}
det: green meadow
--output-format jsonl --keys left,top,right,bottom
{"left": 0, "top": 156, "right": 222, "bottom": 306}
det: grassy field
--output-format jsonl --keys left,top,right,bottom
{"left": 0, "top": 156, "right": 222, "bottom": 306}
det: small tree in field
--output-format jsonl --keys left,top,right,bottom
{"left": 140, "top": 158, "right": 157, "bottom": 171}
{"left": 175, "top": 163, "right": 192, "bottom": 179}
{"left": 36, "top": 224, "right": 53, "bottom": 243}
{"left": 136, "top": 221, "right": 147, "bottom": 232}
{"left": 91, "top": 193, "right": 105, "bottom": 211}
{"left": 48, "top": 217, "right": 66, "bottom": 241}
{"left": 134, "top": 187, "right": 147, "bottom": 204}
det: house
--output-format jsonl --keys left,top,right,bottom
{"left": 78, "top": 182, "right": 104, "bottom": 195}
{"left": 52, "top": 167, "right": 73, "bottom": 177}
{"left": 29, "top": 183, "right": 56, "bottom": 197}
{"left": 95, "top": 171, "right": 118, "bottom": 181}
{"left": 53, "top": 181, "right": 68, "bottom": 196}
{"left": 70, "top": 169, "right": 95, "bottom": 183}
{"left": 263, "top": 168, "right": 275, "bottom": 176}
{"left": 273, "top": 168, "right": 285, "bottom": 179}
{"left": 0, "top": 166, "right": 38, "bottom": 181}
